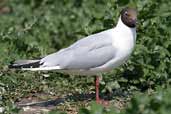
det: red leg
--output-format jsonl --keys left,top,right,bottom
{"left": 95, "top": 76, "right": 100, "bottom": 103}
{"left": 95, "top": 76, "right": 109, "bottom": 106}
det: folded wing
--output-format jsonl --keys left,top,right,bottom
{"left": 40, "top": 29, "right": 116, "bottom": 70}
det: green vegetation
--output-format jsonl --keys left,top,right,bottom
{"left": 78, "top": 87, "right": 171, "bottom": 114}
{"left": 0, "top": 0, "right": 171, "bottom": 114}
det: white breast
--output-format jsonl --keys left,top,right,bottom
{"left": 90, "top": 17, "right": 136, "bottom": 73}
{"left": 60, "top": 17, "right": 136, "bottom": 76}
{"left": 112, "top": 28, "right": 136, "bottom": 57}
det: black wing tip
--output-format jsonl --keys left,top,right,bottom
{"left": 8, "top": 64, "right": 22, "bottom": 69}
{"left": 8, "top": 60, "right": 41, "bottom": 69}
{"left": 8, "top": 64, "right": 16, "bottom": 69}
{"left": 8, "top": 61, "right": 18, "bottom": 69}
{"left": 8, "top": 61, "right": 23, "bottom": 69}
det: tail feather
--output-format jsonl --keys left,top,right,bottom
{"left": 9, "top": 60, "right": 41, "bottom": 69}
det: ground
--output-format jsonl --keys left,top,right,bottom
{"left": 0, "top": 0, "right": 171, "bottom": 114}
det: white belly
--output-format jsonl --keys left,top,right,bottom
{"left": 58, "top": 26, "right": 136, "bottom": 76}
{"left": 58, "top": 51, "right": 132, "bottom": 76}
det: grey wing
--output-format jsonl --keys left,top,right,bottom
{"left": 40, "top": 29, "right": 116, "bottom": 69}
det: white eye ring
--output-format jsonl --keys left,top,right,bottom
{"left": 125, "top": 11, "right": 128, "bottom": 16}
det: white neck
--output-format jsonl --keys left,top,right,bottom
{"left": 115, "top": 16, "right": 136, "bottom": 41}
{"left": 116, "top": 16, "right": 136, "bottom": 31}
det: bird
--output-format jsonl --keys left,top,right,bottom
{"left": 9, "top": 7, "right": 137, "bottom": 105}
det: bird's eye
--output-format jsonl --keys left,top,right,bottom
{"left": 125, "top": 11, "right": 128, "bottom": 16}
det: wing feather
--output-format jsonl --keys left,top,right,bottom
{"left": 40, "top": 29, "right": 116, "bottom": 69}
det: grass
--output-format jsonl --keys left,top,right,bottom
{"left": 0, "top": 0, "right": 171, "bottom": 114}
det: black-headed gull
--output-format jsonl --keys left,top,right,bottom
{"left": 9, "top": 7, "right": 137, "bottom": 105}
